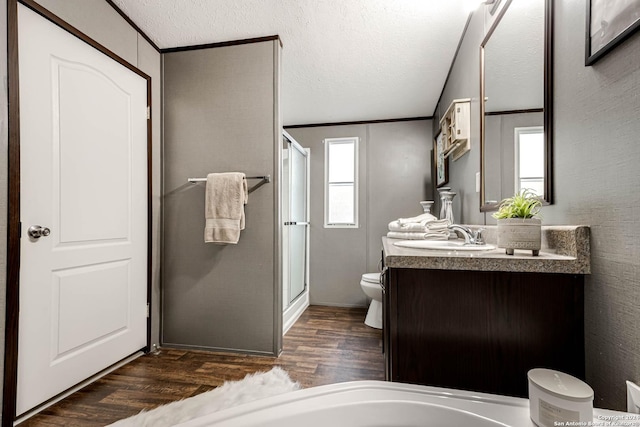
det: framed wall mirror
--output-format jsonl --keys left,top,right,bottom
{"left": 479, "top": 0, "right": 553, "bottom": 211}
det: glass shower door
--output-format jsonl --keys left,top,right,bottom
{"left": 283, "top": 133, "right": 308, "bottom": 309}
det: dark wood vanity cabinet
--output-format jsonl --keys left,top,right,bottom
{"left": 383, "top": 267, "right": 585, "bottom": 397}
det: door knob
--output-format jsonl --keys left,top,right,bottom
{"left": 28, "top": 225, "right": 51, "bottom": 239}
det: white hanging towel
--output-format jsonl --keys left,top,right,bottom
{"left": 204, "top": 172, "right": 248, "bottom": 244}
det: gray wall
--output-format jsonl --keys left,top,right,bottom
{"left": 436, "top": 0, "right": 640, "bottom": 410}
{"left": 1, "top": 0, "right": 162, "bottom": 421}
{"left": 433, "top": 8, "right": 486, "bottom": 225}
{"left": 544, "top": 0, "right": 640, "bottom": 411}
{"left": 162, "top": 41, "right": 281, "bottom": 355}
{"left": 287, "top": 120, "right": 432, "bottom": 306}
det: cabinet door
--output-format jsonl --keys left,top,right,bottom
{"left": 452, "top": 103, "right": 470, "bottom": 140}
{"left": 386, "top": 267, "right": 584, "bottom": 396}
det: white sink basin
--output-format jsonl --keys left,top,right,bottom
{"left": 393, "top": 240, "right": 496, "bottom": 251}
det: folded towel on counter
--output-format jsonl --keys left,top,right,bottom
{"left": 204, "top": 172, "right": 248, "bottom": 244}
{"left": 388, "top": 220, "right": 427, "bottom": 232}
{"left": 389, "top": 216, "right": 450, "bottom": 232}
{"left": 387, "top": 231, "right": 450, "bottom": 240}
{"left": 425, "top": 219, "right": 450, "bottom": 231}
{"left": 397, "top": 212, "right": 437, "bottom": 225}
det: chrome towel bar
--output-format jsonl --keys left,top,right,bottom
{"left": 187, "top": 175, "right": 271, "bottom": 183}
{"left": 187, "top": 175, "right": 271, "bottom": 194}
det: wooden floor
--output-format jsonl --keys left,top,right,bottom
{"left": 20, "top": 306, "right": 383, "bottom": 426}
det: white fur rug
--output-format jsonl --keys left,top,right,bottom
{"left": 108, "top": 367, "right": 300, "bottom": 427}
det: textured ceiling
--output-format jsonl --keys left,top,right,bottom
{"left": 111, "top": 0, "right": 474, "bottom": 126}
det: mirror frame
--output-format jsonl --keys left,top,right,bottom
{"left": 479, "top": 0, "right": 554, "bottom": 211}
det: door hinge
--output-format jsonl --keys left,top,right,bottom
{"left": 146, "top": 106, "right": 150, "bottom": 120}
{"left": 146, "top": 303, "right": 150, "bottom": 318}
{"left": 18, "top": 221, "right": 22, "bottom": 238}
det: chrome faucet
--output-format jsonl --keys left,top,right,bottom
{"left": 448, "top": 225, "right": 485, "bottom": 245}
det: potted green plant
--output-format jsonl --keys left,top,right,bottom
{"left": 492, "top": 189, "right": 542, "bottom": 256}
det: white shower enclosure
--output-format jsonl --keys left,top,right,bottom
{"left": 282, "top": 131, "right": 310, "bottom": 333}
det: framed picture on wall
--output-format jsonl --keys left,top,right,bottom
{"left": 586, "top": 0, "right": 640, "bottom": 65}
{"left": 434, "top": 131, "right": 448, "bottom": 187}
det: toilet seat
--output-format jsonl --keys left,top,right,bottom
{"left": 361, "top": 273, "right": 381, "bottom": 284}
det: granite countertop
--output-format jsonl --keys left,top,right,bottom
{"left": 382, "top": 225, "right": 590, "bottom": 275}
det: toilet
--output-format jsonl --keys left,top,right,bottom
{"left": 360, "top": 273, "right": 383, "bottom": 329}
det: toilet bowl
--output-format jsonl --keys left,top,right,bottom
{"left": 360, "top": 273, "right": 383, "bottom": 329}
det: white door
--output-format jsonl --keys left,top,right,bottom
{"left": 17, "top": 5, "right": 148, "bottom": 415}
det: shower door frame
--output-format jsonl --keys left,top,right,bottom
{"left": 282, "top": 131, "right": 310, "bottom": 334}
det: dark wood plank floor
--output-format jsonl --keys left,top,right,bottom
{"left": 19, "top": 306, "right": 383, "bottom": 426}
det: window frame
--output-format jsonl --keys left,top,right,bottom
{"left": 323, "top": 137, "right": 359, "bottom": 228}
{"left": 514, "top": 126, "right": 545, "bottom": 196}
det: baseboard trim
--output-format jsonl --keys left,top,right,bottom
{"left": 311, "top": 302, "right": 368, "bottom": 309}
{"left": 159, "top": 343, "right": 276, "bottom": 357}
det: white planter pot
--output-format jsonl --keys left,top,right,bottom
{"left": 496, "top": 218, "right": 541, "bottom": 256}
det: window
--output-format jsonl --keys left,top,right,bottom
{"left": 514, "top": 126, "right": 544, "bottom": 196}
{"left": 324, "top": 137, "right": 358, "bottom": 227}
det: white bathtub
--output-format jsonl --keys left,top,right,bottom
{"left": 174, "top": 380, "right": 625, "bottom": 427}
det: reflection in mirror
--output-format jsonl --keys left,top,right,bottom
{"left": 515, "top": 126, "right": 544, "bottom": 195}
{"left": 480, "top": 0, "right": 553, "bottom": 210}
